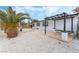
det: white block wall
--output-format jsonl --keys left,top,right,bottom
{"left": 39, "top": 21, "right": 44, "bottom": 30}
{"left": 56, "top": 19, "right": 64, "bottom": 30}
{"left": 66, "top": 18, "right": 71, "bottom": 31}
{"left": 46, "top": 20, "right": 54, "bottom": 31}
{"left": 73, "top": 16, "right": 79, "bottom": 34}
{"left": 32, "top": 15, "right": 79, "bottom": 34}
{"left": 32, "top": 22, "right": 44, "bottom": 30}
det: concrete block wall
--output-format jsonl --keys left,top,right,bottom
{"left": 32, "top": 16, "right": 79, "bottom": 34}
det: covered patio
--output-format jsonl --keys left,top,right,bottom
{"left": 44, "top": 12, "right": 79, "bottom": 42}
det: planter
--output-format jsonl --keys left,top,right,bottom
{"left": 6, "top": 28, "right": 18, "bottom": 38}
{"left": 53, "top": 29, "right": 56, "bottom": 32}
{"left": 61, "top": 32, "right": 68, "bottom": 41}
{"left": 20, "top": 28, "right": 22, "bottom": 31}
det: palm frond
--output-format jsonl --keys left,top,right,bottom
{"left": 0, "top": 7, "right": 30, "bottom": 27}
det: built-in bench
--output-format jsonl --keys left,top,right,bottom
{"left": 55, "top": 29, "right": 73, "bottom": 34}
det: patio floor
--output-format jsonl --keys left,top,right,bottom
{"left": 0, "top": 29, "right": 79, "bottom": 53}
{"left": 47, "top": 31, "right": 73, "bottom": 42}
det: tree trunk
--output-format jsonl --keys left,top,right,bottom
{"left": 6, "top": 27, "right": 18, "bottom": 38}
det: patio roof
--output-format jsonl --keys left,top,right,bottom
{"left": 45, "top": 12, "right": 79, "bottom": 20}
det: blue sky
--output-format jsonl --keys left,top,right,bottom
{"left": 0, "top": 6, "right": 77, "bottom": 21}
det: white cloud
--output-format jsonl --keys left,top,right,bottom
{"left": 13, "top": 6, "right": 59, "bottom": 20}
{"left": 44, "top": 7, "right": 59, "bottom": 16}
{"left": 13, "top": 6, "right": 26, "bottom": 13}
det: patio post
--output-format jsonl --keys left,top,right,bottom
{"left": 61, "top": 12, "right": 68, "bottom": 41}
{"left": 54, "top": 19, "right": 56, "bottom": 29}
{"left": 63, "top": 12, "right": 66, "bottom": 32}
{"left": 45, "top": 18, "right": 47, "bottom": 34}
{"left": 71, "top": 16, "right": 74, "bottom": 33}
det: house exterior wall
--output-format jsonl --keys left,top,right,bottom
{"left": 55, "top": 19, "right": 64, "bottom": 30}
{"left": 38, "top": 21, "right": 44, "bottom": 30}
{"left": 73, "top": 16, "right": 79, "bottom": 34}
{"left": 32, "top": 22, "right": 44, "bottom": 30}
{"left": 32, "top": 22, "right": 39, "bottom": 29}
{"left": 55, "top": 16, "right": 78, "bottom": 34}
{"left": 32, "top": 15, "right": 79, "bottom": 34}
{"left": 66, "top": 18, "right": 71, "bottom": 31}
{"left": 46, "top": 20, "right": 54, "bottom": 31}
{"left": 55, "top": 18, "right": 72, "bottom": 31}
{"left": 56, "top": 17, "right": 79, "bottom": 34}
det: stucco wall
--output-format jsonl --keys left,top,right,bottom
{"left": 32, "top": 16, "right": 79, "bottom": 34}
{"left": 66, "top": 18, "right": 71, "bottom": 31}
{"left": 73, "top": 16, "right": 79, "bottom": 34}
{"left": 46, "top": 20, "right": 54, "bottom": 31}
{"left": 56, "top": 19, "right": 64, "bottom": 30}
{"left": 32, "top": 22, "right": 44, "bottom": 30}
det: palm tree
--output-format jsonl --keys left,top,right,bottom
{"left": 32, "top": 19, "right": 39, "bottom": 23}
{"left": 73, "top": 7, "right": 79, "bottom": 13}
{"left": 31, "top": 19, "right": 39, "bottom": 27}
{"left": 0, "top": 7, "right": 29, "bottom": 38}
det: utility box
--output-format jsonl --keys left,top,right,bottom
{"left": 61, "top": 32, "right": 68, "bottom": 41}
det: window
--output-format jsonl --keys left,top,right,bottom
{"left": 32, "top": 24, "right": 34, "bottom": 27}
{"left": 46, "top": 21, "right": 48, "bottom": 26}
{"left": 37, "top": 22, "right": 40, "bottom": 26}
{"left": 42, "top": 21, "right": 48, "bottom": 26}
{"left": 42, "top": 22, "right": 45, "bottom": 26}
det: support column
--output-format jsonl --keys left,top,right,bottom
{"left": 54, "top": 19, "right": 56, "bottom": 29}
{"left": 53, "top": 19, "right": 56, "bottom": 32}
{"left": 63, "top": 12, "right": 66, "bottom": 32}
{"left": 45, "top": 19, "right": 47, "bottom": 34}
{"left": 61, "top": 12, "right": 68, "bottom": 41}
{"left": 71, "top": 17, "right": 73, "bottom": 33}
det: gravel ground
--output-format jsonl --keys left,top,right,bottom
{"left": 0, "top": 29, "right": 79, "bottom": 53}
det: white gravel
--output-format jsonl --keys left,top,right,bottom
{"left": 0, "top": 29, "right": 79, "bottom": 53}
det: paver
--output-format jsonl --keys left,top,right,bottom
{"left": 0, "top": 29, "right": 79, "bottom": 53}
